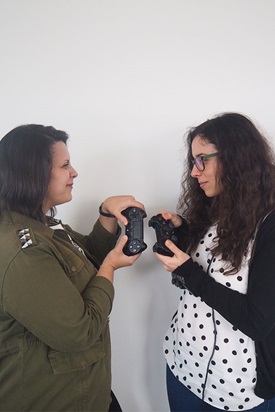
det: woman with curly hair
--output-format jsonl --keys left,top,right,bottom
{"left": 154, "top": 113, "right": 275, "bottom": 411}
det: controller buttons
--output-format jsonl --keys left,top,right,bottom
{"left": 128, "top": 240, "right": 142, "bottom": 254}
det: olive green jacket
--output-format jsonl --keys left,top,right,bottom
{"left": 0, "top": 211, "right": 120, "bottom": 411}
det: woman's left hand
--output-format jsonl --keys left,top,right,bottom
{"left": 154, "top": 239, "right": 190, "bottom": 272}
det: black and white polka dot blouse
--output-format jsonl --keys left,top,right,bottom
{"left": 163, "top": 225, "right": 263, "bottom": 411}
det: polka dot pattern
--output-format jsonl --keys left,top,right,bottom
{"left": 164, "top": 225, "right": 263, "bottom": 411}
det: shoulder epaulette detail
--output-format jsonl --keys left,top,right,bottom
{"left": 17, "top": 228, "right": 33, "bottom": 249}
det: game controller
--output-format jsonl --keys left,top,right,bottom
{"left": 148, "top": 214, "right": 178, "bottom": 257}
{"left": 121, "top": 207, "right": 147, "bottom": 256}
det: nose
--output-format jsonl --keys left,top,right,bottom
{"left": 190, "top": 164, "right": 202, "bottom": 178}
{"left": 70, "top": 165, "right": 78, "bottom": 178}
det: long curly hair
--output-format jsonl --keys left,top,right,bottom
{"left": 178, "top": 112, "right": 275, "bottom": 274}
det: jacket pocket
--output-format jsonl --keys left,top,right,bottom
{"left": 48, "top": 341, "right": 105, "bottom": 375}
{"left": 62, "top": 249, "right": 85, "bottom": 278}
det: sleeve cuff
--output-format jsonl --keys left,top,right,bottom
{"left": 173, "top": 258, "right": 207, "bottom": 296}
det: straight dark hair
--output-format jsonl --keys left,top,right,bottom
{"left": 0, "top": 124, "right": 68, "bottom": 222}
{"left": 178, "top": 112, "right": 275, "bottom": 274}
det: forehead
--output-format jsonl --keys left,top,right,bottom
{"left": 191, "top": 135, "right": 217, "bottom": 156}
{"left": 51, "top": 141, "right": 69, "bottom": 161}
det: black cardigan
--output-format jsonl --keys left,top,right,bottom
{"left": 173, "top": 211, "right": 275, "bottom": 400}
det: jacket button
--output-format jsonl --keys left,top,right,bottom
{"left": 71, "top": 266, "right": 77, "bottom": 272}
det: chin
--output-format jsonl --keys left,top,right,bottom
{"left": 204, "top": 190, "right": 217, "bottom": 198}
{"left": 64, "top": 197, "right": 73, "bottom": 204}
{"left": 206, "top": 190, "right": 221, "bottom": 198}
{"left": 56, "top": 197, "right": 73, "bottom": 206}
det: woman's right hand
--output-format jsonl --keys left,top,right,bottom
{"left": 158, "top": 210, "right": 183, "bottom": 228}
{"left": 96, "top": 235, "right": 141, "bottom": 283}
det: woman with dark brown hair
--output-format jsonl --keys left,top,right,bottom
{"left": 154, "top": 113, "right": 275, "bottom": 411}
{"left": 0, "top": 124, "right": 144, "bottom": 411}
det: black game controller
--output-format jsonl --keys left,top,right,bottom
{"left": 121, "top": 207, "right": 147, "bottom": 256}
{"left": 148, "top": 214, "right": 178, "bottom": 257}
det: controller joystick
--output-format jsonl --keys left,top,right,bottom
{"left": 121, "top": 207, "right": 147, "bottom": 256}
{"left": 148, "top": 214, "right": 178, "bottom": 257}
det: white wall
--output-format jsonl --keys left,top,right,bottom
{"left": 1, "top": 1, "right": 275, "bottom": 411}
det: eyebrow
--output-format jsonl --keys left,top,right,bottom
{"left": 61, "top": 159, "right": 70, "bottom": 166}
{"left": 192, "top": 153, "right": 206, "bottom": 158}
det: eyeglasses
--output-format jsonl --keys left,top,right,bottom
{"left": 192, "top": 152, "right": 218, "bottom": 172}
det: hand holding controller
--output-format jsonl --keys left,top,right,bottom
{"left": 121, "top": 207, "right": 147, "bottom": 256}
{"left": 148, "top": 214, "right": 178, "bottom": 257}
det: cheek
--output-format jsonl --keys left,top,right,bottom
{"left": 214, "top": 171, "right": 223, "bottom": 193}
{"left": 212, "top": 161, "right": 221, "bottom": 180}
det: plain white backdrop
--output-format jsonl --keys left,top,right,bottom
{"left": 1, "top": 1, "right": 275, "bottom": 411}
